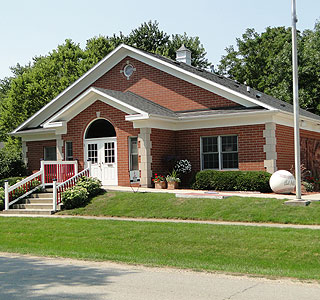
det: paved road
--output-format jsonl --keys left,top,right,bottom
{"left": 0, "top": 253, "right": 319, "bottom": 300}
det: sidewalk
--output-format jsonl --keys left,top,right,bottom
{"left": 105, "top": 185, "right": 320, "bottom": 201}
{"left": 1, "top": 213, "right": 320, "bottom": 230}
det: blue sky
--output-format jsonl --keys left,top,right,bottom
{"left": 0, "top": 0, "right": 319, "bottom": 79}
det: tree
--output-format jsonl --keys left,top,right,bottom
{"left": 0, "top": 39, "right": 86, "bottom": 140}
{"left": 217, "top": 22, "right": 320, "bottom": 115}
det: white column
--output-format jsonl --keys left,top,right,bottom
{"left": 56, "top": 135, "right": 63, "bottom": 161}
{"left": 263, "top": 122, "right": 277, "bottom": 173}
{"left": 4, "top": 180, "right": 9, "bottom": 210}
{"left": 22, "top": 141, "right": 28, "bottom": 165}
{"left": 138, "top": 128, "right": 152, "bottom": 187}
{"left": 52, "top": 179, "right": 57, "bottom": 211}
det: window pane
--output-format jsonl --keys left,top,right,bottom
{"left": 222, "top": 136, "right": 237, "bottom": 152}
{"left": 222, "top": 153, "right": 239, "bottom": 169}
{"left": 131, "top": 155, "right": 138, "bottom": 170}
{"left": 203, "top": 137, "right": 218, "bottom": 153}
{"left": 44, "top": 147, "right": 57, "bottom": 161}
{"left": 203, "top": 153, "right": 219, "bottom": 169}
{"left": 65, "top": 141, "right": 73, "bottom": 161}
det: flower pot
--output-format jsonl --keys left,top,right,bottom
{"left": 167, "top": 181, "right": 178, "bottom": 190}
{"left": 155, "top": 181, "right": 166, "bottom": 189}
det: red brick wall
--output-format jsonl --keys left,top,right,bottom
{"left": 276, "top": 124, "right": 320, "bottom": 176}
{"left": 26, "top": 140, "right": 56, "bottom": 173}
{"left": 92, "top": 56, "right": 238, "bottom": 112}
{"left": 175, "top": 125, "right": 266, "bottom": 173}
{"left": 150, "top": 129, "right": 177, "bottom": 175}
{"left": 62, "top": 100, "right": 139, "bottom": 186}
{"left": 275, "top": 125, "right": 294, "bottom": 171}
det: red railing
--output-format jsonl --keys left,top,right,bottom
{"left": 42, "top": 161, "right": 78, "bottom": 183}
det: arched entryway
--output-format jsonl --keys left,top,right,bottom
{"left": 84, "top": 119, "right": 118, "bottom": 185}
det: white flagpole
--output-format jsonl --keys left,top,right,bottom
{"left": 292, "top": 0, "right": 301, "bottom": 200}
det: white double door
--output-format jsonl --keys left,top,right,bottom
{"left": 85, "top": 137, "right": 118, "bottom": 185}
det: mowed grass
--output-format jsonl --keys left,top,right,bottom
{"left": 0, "top": 217, "right": 319, "bottom": 280}
{"left": 58, "top": 191, "right": 320, "bottom": 225}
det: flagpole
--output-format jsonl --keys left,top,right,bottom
{"left": 292, "top": 0, "right": 301, "bottom": 200}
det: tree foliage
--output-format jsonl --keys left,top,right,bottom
{"left": 218, "top": 22, "right": 320, "bottom": 115}
{"left": 0, "top": 21, "right": 209, "bottom": 141}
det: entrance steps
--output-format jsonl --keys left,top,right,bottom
{"left": 1, "top": 188, "right": 60, "bottom": 215}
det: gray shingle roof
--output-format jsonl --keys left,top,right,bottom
{"left": 94, "top": 87, "right": 177, "bottom": 118}
{"left": 137, "top": 47, "right": 320, "bottom": 121}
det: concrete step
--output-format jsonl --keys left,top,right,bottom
{"left": 13, "top": 203, "right": 53, "bottom": 210}
{"left": 29, "top": 193, "right": 53, "bottom": 199}
{"left": 22, "top": 198, "right": 52, "bottom": 204}
{"left": 1, "top": 209, "right": 54, "bottom": 215}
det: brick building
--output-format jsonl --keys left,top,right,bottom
{"left": 12, "top": 44, "right": 320, "bottom": 187}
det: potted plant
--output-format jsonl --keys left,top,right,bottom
{"left": 153, "top": 174, "right": 166, "bottom": 189}
{"left": 166, "top": 170, "right": 181, "bottom": 190}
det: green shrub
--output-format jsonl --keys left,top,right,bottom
{"left": 192, "top": 170, "right": 272, "bottom": 193}
{"left": 0, "top": 177, "right": 25, "bottom": 187}
{"left": 62, "top": 186, "right": 89, "bottom": 210}
{"left": 0, "top": 148, "right": 27, "bottom": 179}
{"left": 76, "top": 176, "right": 102, "bottom": 197}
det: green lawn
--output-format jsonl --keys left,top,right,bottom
{"left": 0, "top": 217, "right": 319, "bottom": 280}
{"left": 58, "top": 191, "right": 320, "bottom": 225}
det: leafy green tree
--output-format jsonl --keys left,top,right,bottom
{"left": 218, "top": 22, "right": 320, "bottom": 115}
{"left": 0, "top": 39, "right": 86, "bottom": 140}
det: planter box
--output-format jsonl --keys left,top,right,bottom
{"left": 167, "top": 181, "right": 178, "bottom": 190}
{"left": 155, "top": 181, "right": 166, "bottom": 189}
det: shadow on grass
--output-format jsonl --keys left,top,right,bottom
{"left": 0, "top": 254, "right": 136, "bottom": 299}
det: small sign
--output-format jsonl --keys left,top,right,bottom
{"left": 130, "top": 170, "right": 140, "bottom": 183}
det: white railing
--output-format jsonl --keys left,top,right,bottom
{"left": 5, "top": 170, "right": 43, "bottom": 210}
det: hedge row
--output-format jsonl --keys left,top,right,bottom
{"left": 192, "top": 170, "right": 272, "bottom": 193}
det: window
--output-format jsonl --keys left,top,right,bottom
{"left": 44, "top": 146, "right": 57, "bottom": 161}
{"left": 105, "top": 142, "right": 115, "bottom": 163}
{"left": 201, "top": 136, "right": 238, "bottom": 170}
{"left": 129, "top": 137, "right": 138, "bottom": 171}
{"left": 87, "top": 144, "right": 98, "bottom": 164}
{"left": 65, "top": 141, "right": 73, "bottom": 161}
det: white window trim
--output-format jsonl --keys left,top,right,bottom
{"left": 200, "top": 135, "right": 239, "bottom": 171}
{"left": 129, "top": 136, "right": 139, "bottom": 171}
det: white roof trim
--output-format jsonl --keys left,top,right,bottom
{"left": 13, "top": 44, "right": 288, "bottom": 133}
{"left": 43, "top": 87, "right": 148, "bottom": 126}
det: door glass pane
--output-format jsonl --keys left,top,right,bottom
{"left": 88, "top": 144, "right": 98, "bottom": 164}
{"left": 105, "top": 142, "right": 115, "bottom": 163}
